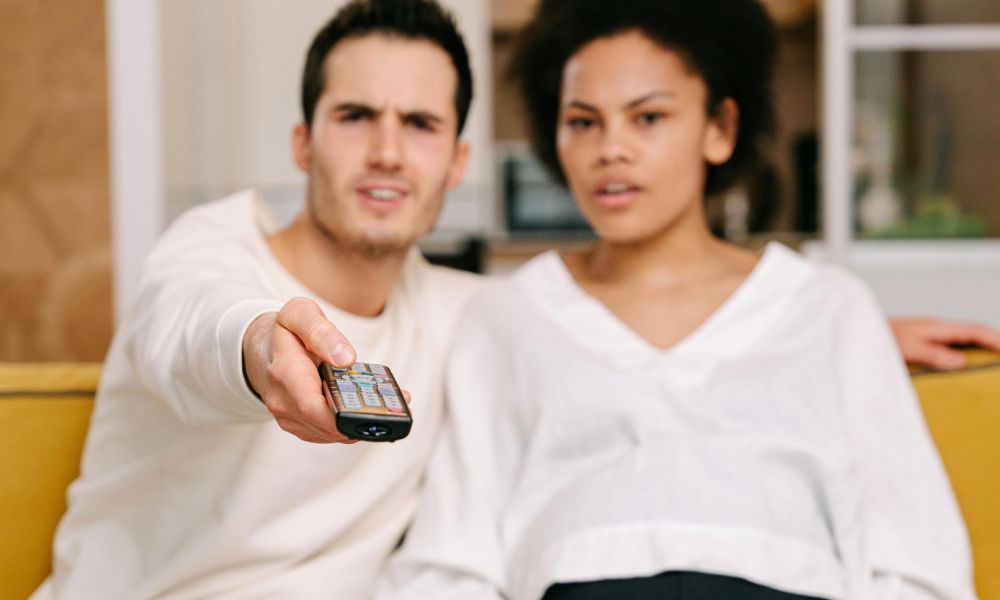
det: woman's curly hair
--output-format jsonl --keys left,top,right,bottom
{"left": 509, "top": 0, "right": 777, "bottom": 197}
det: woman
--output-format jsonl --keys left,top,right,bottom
{"left": 375, "top": 0, "right": 974, "bottom": 598}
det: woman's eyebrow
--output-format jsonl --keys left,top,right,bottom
{"left": 624, "top": 91, "right": 676, "bottom": 109}
{"left": 565, "top": 99, "right": 599, "bottom": 113}
{"left": 564, "top": 92, "right": 678, "bottom": 113}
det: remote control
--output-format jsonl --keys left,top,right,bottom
{"left": 319, "top": 362, "right": 412, "bottom": 442}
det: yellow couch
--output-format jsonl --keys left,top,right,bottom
{"left": 0, "top": 363, "right": 100, "bottom": 600}
{"left": 2, "top": 355, "right": 999, "bottom": 599}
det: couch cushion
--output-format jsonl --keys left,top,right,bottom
{"left": 913, "top": 350, "right": 1000, "bottom": 599}
{"left": 1, "top": 356, "right": 997, "bottom": 598}
{"left": 0, "top": 363, "right": 99, "bottom": 600}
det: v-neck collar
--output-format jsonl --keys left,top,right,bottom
{"left": 519, "top": 242, "right": 809, "bottom": 373}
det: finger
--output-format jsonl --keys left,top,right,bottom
{"left": 905, "top": 340, "right": 967, "bottom": 371}
{"left": 276, "top": 297, "right": 356, "bottom": 367}
{"left": 402, "top": 389, "right": 412, "bottom": 405}
{"left": 268, "top": 326, "right": 341, "bottom": 436}
{"left": 927, "top": 321, "right": 1000, "bottom": 351}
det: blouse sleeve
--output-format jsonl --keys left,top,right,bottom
{"left": 831, "top": 271, "right": 976, "bottom": 599}
{"left": 373, "top": 296, "right": 523, "bottom": 599}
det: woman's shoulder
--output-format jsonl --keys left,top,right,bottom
{"left": 762, "top": 243, "right": 882, "bottom": 315}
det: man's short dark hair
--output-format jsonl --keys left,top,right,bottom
{"left": 510, "top": 0, "right": 777, "bottom": 196}
{"left": 302, "top": 0, "right": 474, "bottom": 135}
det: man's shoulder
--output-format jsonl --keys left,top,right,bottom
{"left": 162, "top": 190, "right": 262, "bottom": 242}
{"left": 146, "top": 190, "right": 268, "bottom": 267}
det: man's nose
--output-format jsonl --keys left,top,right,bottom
{"left": 367, "top": 118, "right": 403, "bottom": 171}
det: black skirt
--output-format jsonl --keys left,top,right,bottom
{"left": 541, "top": 570, "right": 829, "bottom": 600}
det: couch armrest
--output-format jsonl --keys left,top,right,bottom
{"left": 0, "top": 363, "right": 100, "bottom": 600}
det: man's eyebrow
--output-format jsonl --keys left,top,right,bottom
{"left": 333, "top": 102, "right": 378, "bottom": 115}
{"left": 401, "top": 109, "right": 445, "bottom": 125}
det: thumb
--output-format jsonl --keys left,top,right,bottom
{"left": 276, "top": 297, "right": 357, "bottom": 367}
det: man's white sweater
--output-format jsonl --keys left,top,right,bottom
{"left": 34, "top": 190, "right": 485, "bottom": 599}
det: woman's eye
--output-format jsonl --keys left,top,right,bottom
{"left": 637, "top": 112, "right": 665, "bottom": 126}
{"left": 567, "top": 117, "right": 595, "bottom": 131}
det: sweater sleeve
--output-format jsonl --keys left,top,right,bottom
{"left": 118, "top": 203, "right": 283, "bottom": 425}
{"left": 831, "top": 271, "right": 976, "bottom": 599}
{"left": 373, "top": 297, "right": 521, "bottom": 599}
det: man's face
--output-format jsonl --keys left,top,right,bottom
{"left": 293, "top": 35, "right": 469, "bottom": 257}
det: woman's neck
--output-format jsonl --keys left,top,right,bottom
{"left": 573, "top": 213, "right": 738, "bottom": 289}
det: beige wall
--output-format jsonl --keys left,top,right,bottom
{"left": 0, "top": 0, "right": 112, "bottom": 361}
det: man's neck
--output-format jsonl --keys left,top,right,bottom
{"left": 265, "top": 214, "right": 408, "bottom": 318}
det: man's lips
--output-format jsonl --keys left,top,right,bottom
{"left": 356, "top": 183, "right": 410, "bottom": 209}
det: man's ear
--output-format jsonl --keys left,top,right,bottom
{"left": 704, "top": 98, "right": 739, "bottom": 166}
{"left": 445, "top": 139, "right": 470, "bottom": 190}
{"left": 291, "top": 122, "right": 311, "bottom": 173}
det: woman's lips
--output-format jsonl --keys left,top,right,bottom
{"left": 594, "top": 181, "right": 642, "bottom": 209}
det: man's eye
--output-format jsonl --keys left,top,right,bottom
{"left": 406, "top": 116, "right": 434, "bottom": 131}
{"left": 567, "top": 117, "right": 595, "bottom": 131}
{"left": 339, "top": 111, "right": 368, "bottom": 122}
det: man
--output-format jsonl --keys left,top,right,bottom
{"left": 36, "top": 1, "right": 482, "bottom": 598}
{"left": 36, "top": 0, "right": 1000, "bottom": 598}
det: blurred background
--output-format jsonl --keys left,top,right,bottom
{"left": 1, "top": 0, "right": 999, "bottom": 363}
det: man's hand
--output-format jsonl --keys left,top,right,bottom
{"left": 890, "top": 318, "right": 1000, "bottom": 371}
{"left": 243, "top": 297, "right": 358, "bottom": 443}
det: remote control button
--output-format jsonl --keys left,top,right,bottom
{"left": 361, "top": 390, "right": 381, "bottom": 408}
{"left": 369, "top": 364, "right": 387, "bottom": 376}
{"left": 341, "top": 392, "right": 362, "bottom": 410}
{"left": 383, "top": 395, "right": 403, "bottom": 412}
{"left": 336, "top": 381, "right": 357, "bottom": 394}
{"left": 377, "top": 383, "right": 397, "bottom": 398}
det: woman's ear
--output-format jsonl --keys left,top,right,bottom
{"left": 703, "top": 98, "right": 739, "bottom": 166}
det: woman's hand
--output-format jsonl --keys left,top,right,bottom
{"left": 890, "top": 318, "right": 1000, "bottom": 370}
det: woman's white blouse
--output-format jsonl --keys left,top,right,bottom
{"left": 375, "top": 243, "right": 975, "bottom": 600}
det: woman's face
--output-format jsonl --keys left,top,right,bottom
{"left": 556, "top": 31, "right": 736, "bottom": 243}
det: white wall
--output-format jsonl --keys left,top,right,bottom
{"left": 803, "top": 241, "right": 1000, "bottom": 327}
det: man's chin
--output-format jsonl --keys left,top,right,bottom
{"left": 348, "top": 233, "right": 419, "bottom": 258}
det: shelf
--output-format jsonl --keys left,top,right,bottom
{"left": 851, "top": 24, "right": 1000, "bottom": 51}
